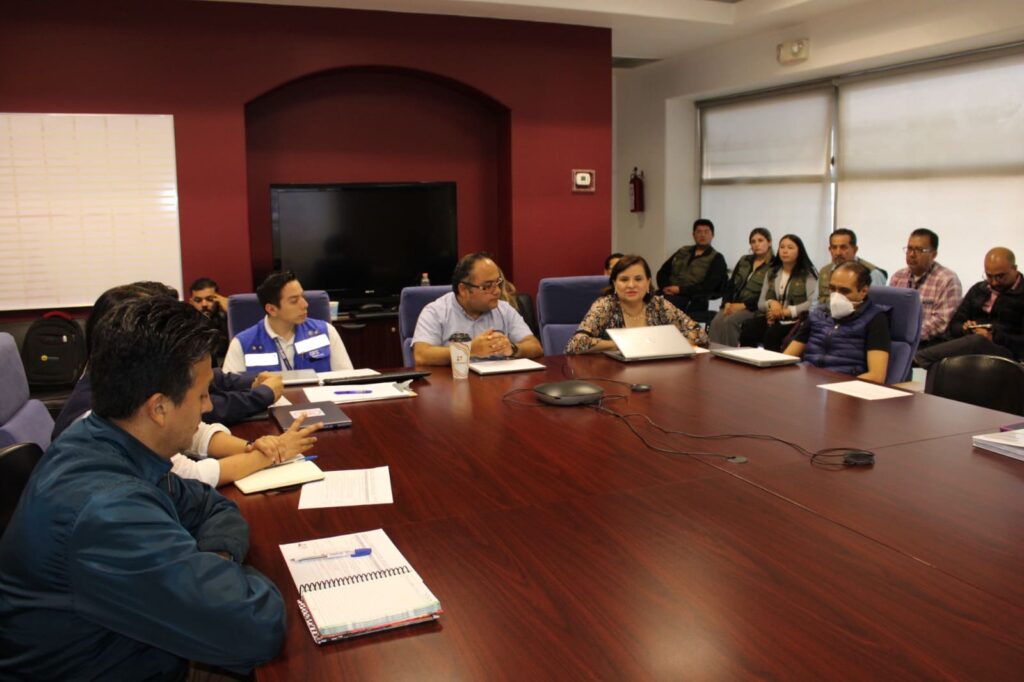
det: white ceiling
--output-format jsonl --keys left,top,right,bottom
{"left": 204, "top": 0, "right": 872, "bottom": 60}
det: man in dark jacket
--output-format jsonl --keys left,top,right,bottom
{"left": 784, "top": 261, "right": 892, "bottom": 384}
{"left": 52, "top": 283, "right": 282, "bottom": 440}
{"left": 0, "top": 297, "right": 285, "bottom": 680}
{"left": 915, "top": 247, "right": 1023, "bottom": 369}
{"left": 656, "top": 218, "right": 728, "bottom": 315}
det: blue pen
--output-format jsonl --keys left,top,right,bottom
{"left": 269, "top": 455, "right": 317, "bottom": 468}
{"left": 290, "top": 547, "right": 373, "bottom": 563}
{"left": 335, "top": 389, "right": 372, "bottom": 395}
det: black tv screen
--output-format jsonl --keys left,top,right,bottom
{"left": 270, "top": 182, "right": 458, "bottom": 308}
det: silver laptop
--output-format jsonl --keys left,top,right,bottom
{"left": 710, "top": 346, "right": 801, "bottom": 368}
{"left": 273, "top": 369, "right": 319, "bottom": 386}
{"left": 604, "top": 325, "right": 697, "bottom": 362}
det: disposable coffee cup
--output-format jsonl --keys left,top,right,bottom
{"left": 448, "top": 333, "right": 471, "bottom": 380}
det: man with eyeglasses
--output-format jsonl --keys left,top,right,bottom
{"left": 888, "top": 228, "right": 963, "bottom": 348}
{"left": 915, "top": 247, "right": 1023, "bottom": 370}
{"left": 816, "top": 228, "right": 887, "bottom": 305}
{"left": 412, "top": 252, "right": 543, "bottom": 365}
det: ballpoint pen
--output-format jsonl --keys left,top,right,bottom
{"left": 290, "top": 548, "right": 373, "bottom": 562}
{"left": 268, "top": 455, "right": 318, "bottom": 468}
{"left": 335, "top": 389, "right": 373, "bottom": 395}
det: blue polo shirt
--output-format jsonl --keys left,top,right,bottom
{"left": 411, "top": 292, "right": 534, "bottom": 352}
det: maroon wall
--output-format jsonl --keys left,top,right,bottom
{"left": 0, "top": 0, "right": 611, "bottom": 299}
{"left": 246, "top": 68, "right": 508, "bottom": 281}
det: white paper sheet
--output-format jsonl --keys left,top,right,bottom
{"left": 469, "top": 358, "right": 545, "bottom": 374}
{"left": 817, "top": 380, "right": 911, "bottom": 400}
{"left": 271, "top": 395, "right": 292, "bottom": 407}
{"left": 298, "top": 466, "right": 394, "bottom": 509}
{"left": 303, "top": 382, "right": 415, "bottom": 404}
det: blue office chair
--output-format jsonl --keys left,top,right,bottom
{"left": 536, "top": 276, "right": 608, "bottom": 356}
{"left": 0, "top": 333, "right": 54, "bottom": 450}
{"left": 868, "top": 285, "right": 923, "bottom": 384}
{"left": 398, "top": 286, "right": 450, "bottom": 366}
{"left": 226, "top": 290, "right": 332, "bottom": 339}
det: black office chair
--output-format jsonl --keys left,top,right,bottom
{"left": 925, "top": 354, "right": 1024, "bottom": 415}
{"left": 513, "top": 292, "right": 539, "bottom": 339}
{"left": 0, "top": 441, "right": 44, "bottom": 536}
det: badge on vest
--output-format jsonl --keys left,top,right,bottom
{"left": 294, "top": 333, "right": 329, "bottom": 355}
{"left": 244, "top": 352, "right": 278, "bottom": 367}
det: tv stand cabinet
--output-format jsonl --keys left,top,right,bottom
{"left": 332, "top": 312, "right": 403, "bottom": 369}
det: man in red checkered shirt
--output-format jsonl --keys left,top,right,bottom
{"left": 888, "top": 228, "right": 962, "bottom": 350}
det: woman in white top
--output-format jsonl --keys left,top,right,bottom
{"left": 173, "top": 415, "right": 321, "bottom": 487}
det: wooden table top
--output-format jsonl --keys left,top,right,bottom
{"left": 228, "top": 354, "right": 1024, "bottom": 680}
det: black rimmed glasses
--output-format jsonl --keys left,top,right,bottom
{"left": 461, "top": 278, "right": 505, "bottom": 292}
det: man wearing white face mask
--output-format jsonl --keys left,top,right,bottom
{"left": 784, "top": 261, "right": 892, "bottom": 383}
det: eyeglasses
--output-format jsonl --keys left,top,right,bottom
{"left": 461, "top": 277, "right": 505, "bottom": 292}
{"left": 902, "top": 247, "right": 933, "bottom": 255}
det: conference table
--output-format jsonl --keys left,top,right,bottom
{"left": 227, "top": 353, "right": 1024, "bottom": 680}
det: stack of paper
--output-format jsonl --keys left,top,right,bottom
{"left": 972, "top": 428, "right": 1024, "bottom": 462}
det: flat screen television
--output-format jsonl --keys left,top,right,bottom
{"left": 270, "top": 182, "right": 457, "bottom": 310}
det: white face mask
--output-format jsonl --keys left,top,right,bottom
{"left": 829, "top": 291, "right": 856, "bottom": 319}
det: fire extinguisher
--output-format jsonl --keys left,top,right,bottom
{"left": 629, "top": 167, "right": 645, "bottom": 213}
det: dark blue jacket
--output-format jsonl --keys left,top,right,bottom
{"left": 52, "top": 369, "right": 274, "bottom": 439}
{"left": 0, "top": 414, "right": 285, "bottom": 680}
{"left": 803, "top": 299, "right": 890, "bottom": 376}
{"left": 235, "top": 318, "right": 332, "bottom": 372}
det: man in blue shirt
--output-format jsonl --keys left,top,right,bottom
{"left": 0, "top": 297, "right": 285, "bottom": 680}
{"left": 222, "top": 270, "right": 352, "bottom": 373}
{"left": 412, "top": 252, "right": 543, "bottom": 365}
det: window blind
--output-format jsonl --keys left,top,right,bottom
{"left": 700, "top": 89, "right": 833, "bottom": 271}
{"left": 836, "top": 53, "right": 1024, "bottom": 287}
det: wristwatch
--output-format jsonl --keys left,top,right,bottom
{"left": 509, "top": 341, "right": 519, "bottom": 358}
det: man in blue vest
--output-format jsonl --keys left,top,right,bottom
{"left": 222, "top": 271, "right": 353, "bottom": 373}
{"left": 783, "top": 260, "right": 892, "bottom": 383}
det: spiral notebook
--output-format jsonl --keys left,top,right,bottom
{"left": 280, "top": 528, "right": 442, "bottom": 644}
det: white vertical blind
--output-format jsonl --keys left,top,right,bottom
{"left": 700, "top": 89, "right": 833, "bottom": 271}
{"left": 836, "top": 53, "right": 1024, "bottom": 286}
{"left": 0, "top": 113, "right": 182, "bottom": 310}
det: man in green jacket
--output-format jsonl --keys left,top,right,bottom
{"left": 656, "top": 218, "right": 728, "bottom": 315}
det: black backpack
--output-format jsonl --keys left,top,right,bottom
{"left": 20, "top": 312, "right": 86, "bottom": 389}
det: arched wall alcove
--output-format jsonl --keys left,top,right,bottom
{"left": 245, "top": 66, "right": 511, "bottom": 289}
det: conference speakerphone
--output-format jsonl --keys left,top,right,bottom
{"left": 533, "top": 380, "right": 604, "bottom": 406}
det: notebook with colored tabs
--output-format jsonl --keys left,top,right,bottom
{"left": 280, "top": 528, "right": 442, "bottom": 644}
